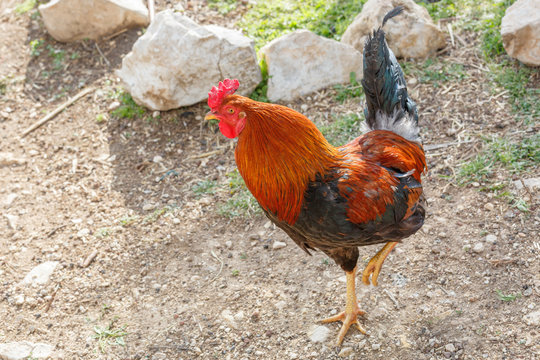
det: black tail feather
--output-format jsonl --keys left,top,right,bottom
{"left": 361, "top": 7, "right": 420, "bottom": 143}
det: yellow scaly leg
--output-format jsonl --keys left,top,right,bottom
{"left": 362, "top": 241, "right": 398, "bottom": 286}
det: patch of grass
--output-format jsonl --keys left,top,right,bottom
{"left": 249, "top": 58, "right": 269, "bottom": 103}
{"left": 334, "top": 72, "right": 363, "bottom": 103}
{"left": 119, "top": 215, "right": 138, "bottom": 227}
{"left": 238, "top": 0, "right": 364, "bottom": 49}
{"left": 143, "top": 206, "right": 173, "bottom": 223}
{"left": 46, "top": 45, "right": 66, "bottom": 70}
{"left": 93, "top": 320, "right": 128, "bottom": 353}
{"left": 479, "top": 0, "right": 515, "bottom": 58}
{"left": 0, "top": 78, "right": 7, "bottom": 96}
{"left": 489, "top": 61, "right": 539, "bottom": 122}
{"left": 111, "top": 92, "right": 145, "bottom": 119}
{"left": 496, "top": 289, "right": 521, "bottom": 302}
{"left": 15, "top": 0, "right": 37, "bottom": 14}
{"left": 458, "top": 134, "right": 539, "bottom": 185}
{"left": 29, "top": 39, "right": 44, "bottom": 57}
{"left": 208, "top": 0, "right": 237, "bottom": 14}
{"left": 192, "top": 180, "right": 217, "bottom": 197}
{"left": 417, "top": 0, "right": 458, "bottom": 20}
{"left": 318, "top": 113, "right": 363, "bottom": 146}
{"left": 96, "top": 114, "right": 107, "bottom": 123}
{"left": 231, "top": 269, "right": 240, "bottom": 277}
{"left": 402, "top": 59, "right": 468, "bottom": 87}
{"left": 218, "top": 171, "right": 261, "bottom": 218}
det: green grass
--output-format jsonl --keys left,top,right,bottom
{"left": 111, "top": 92, "right": 145, "bottom": 119}
{"left": 238, "top": 0, "right": 364, "bottom": 50}
{"left": 402, "top": 58, "right": 468, "bottom": 87}
{"left": 29, "top": 39, "right": 44, "bottom": 57}
{"left": 318, "top": 113, "right": 363, "bottom": 146}
{"left": 218, "top": 171, "right": 261, "bottom": 218}
{"left": 458, "top": 134, "right": 540, "bottom": 185}
{"left": 192, "top": 180, "right": 217, "bottom": 196}
{"left": 46, "top": 45, "right": 66, "bottom": 70}
{"left": 208, "top": 0, "right": 237, "bottom": 14}
{"left": 15, "top": 0, "right": 37, "bottom": 14}
{"left": 418, "top": 0, "right": 458, "bottom": 20}
{"left": 93, "top": 321, "right": 128, "bottom": 353}
{"left": 0, "top": 78, "right": 7, "bottom": 96}
{"left": 334, "top": 72, "right": 363, "bottom": 103}
{"left": 496, "top": 289, "right": 521, "bottom": 302}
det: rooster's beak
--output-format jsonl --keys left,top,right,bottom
{"left": 205, "top": 112, "right": 218, "bottom": 121}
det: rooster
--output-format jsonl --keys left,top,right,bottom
{"left": 205, "top": 7, "right": 426, "bottom": 345}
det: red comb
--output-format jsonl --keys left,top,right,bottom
{"left": 208, "top": 79, "right": 240, "bottom": 110}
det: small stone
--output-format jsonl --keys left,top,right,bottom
{"left": 484, "top": 203, "right": 494, "bottom": 211}
{"left": 234, "top": 311, "right": 245, "bottom": 321}
{"left": 371, "top": 343, "right": 381, "bottom": 351}
{"left": 272, "top": 241, "right": 287, "bottom": 250}
{"left": 14, "top": 294, "right": 25, "bottom": 305}
{"left": 4, "top": 193, "right": 18, "bottom": 206}
{"left": 485, "top": 234, "right": 497, "bottom": 243}
{"left": 153, "top": 155, "right": 163, "bottom": 163}
{"left": 443, "top": 352, "right": 452, "bottom": 358}
{"left": 248, "top": 233, "right": 260, "bottom": 240}
{"left": 338, "top": 347, "right": 353, "bottom": 357}
{"left": 523, "top": 287, "right": 533, "bottom": 297}
{"left": 142, "top": 203, "right": 155, "bottom": 211}
{"left": 301, "top": 104, "right": 308, "bottom": 112}
{"left": 275, "top": 300, "right": 287, "bottom": 310}
{"left": 225, "top": 240, "right": 233, "bottom": 249}
{"left": 472, "top": 242, "right": 484, "bottom": 253}
{"left": 221, "top": 309, "right": 238, "bottom": 329}
{"left": 152, "top": 111, "right": 160, "bottom": 118}
{"left": 4, "top": 214, "right": 18, "bottom": 230}
{"left": 523, "top": 310, "right": 540, "bottom": 326}
{"left": 22, "top": 261, "right": 59, "bottom": 286}
{"left": 445, "top": 343, "right": 456, "bottom": 352}
{"left": 264, "top": 221, "right": 272, "bottom": 229}
{"left": 108, "top": 101, "right": 120, "bottom": 111}
{"left": 77, "top": 228, "right": 90, "bottom": 238}
{"left": 308, "top": 326, "right": 330, "bottom": 343}
{"left": 472, "top": 182, "right": 480, "bottom": 187}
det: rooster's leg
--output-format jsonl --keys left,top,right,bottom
{"left": 320, "top": 266, "right": 366, "bottom": 345}
{"left": 361, "top": 241, "right": 398, "bottom": 286}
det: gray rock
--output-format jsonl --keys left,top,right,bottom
{"left": 39, "top": 0, "right": 149, "bottom": 42}
{"left": 0, "top": 341, "right": 53, "bottom": 360}
{"left": 501, "top": 0, "right": 540, "bottom": 66}
{"left": 118, "top": 10, "right": 261, "bottom": 110}
{"left": 22, "top": 261, "right": 59, "bottom": 286}
{"left": 445, "top": 343, "right": 456, "bottom": 352}
{"left": 260, "top": 30, "right": 362, "bottom": 102}
{"left": 523, "top": 310, "right": 540, "bottom": 326}
{"left": 308, "top": 325, "right": 330, "bottom": 343}
{"left": 485, "top": 234, "right": 497, "bottom": 243}
{"left": 371, "top": 343, "right": 381, "bottom": 351}
{"left": 341, "top": 0, "right": 446, "bottom": 58}
{"left": 272, "top": 241, "right": 287, "bottom": 250}
{"left": 338, "top": 347, "right": 354, "bottom": 357}
{"left": 513, "top": 177, "right": 540, "bottom": 190}
{"left": 472, "top": 242, "right": 484, "bottom": 253}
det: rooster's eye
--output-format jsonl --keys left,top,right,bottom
{"left": 227, "top": 108, "right": 234, "bottom": 114}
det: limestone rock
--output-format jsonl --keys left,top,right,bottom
{"left": 341, "top": 0, "right": 446, "bottom": 58}
{"left": 0, "top": 342, "right": 53, "bottom": 360}
{"left": 38, "top": 0, "right": 149, "bottom": 42}
{"left": 260, "top": 30, "right": 363, "bottom": 102}
{"left": 501, "top": 0, "right": 540, "bottom": 66}
{"left": 22, "top": 261, "right": 59, "bottom": 286}
{"left": 523, "top": 310, "right": 540, "bottom": 326}
{"left": 117, "top": 10, "right": 261, "bottom": 110}
{"left": 308, "top": 325, "right": 330, "bottom": 343}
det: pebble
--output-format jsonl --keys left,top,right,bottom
{"left": 77, "top": 228, "right": 90, "bottom": 238}
{"left": 445, "top": 343, "right": 456, "bottom": 352}
{"left": 472, "top": 182, "right": 480, "bottom": 187}
{"left": 272, "top": 241, "right": 287, "bottom": 250}
{"left": 371, "top": 343, "right": 381, "bottom": 351}
{"left": 485, "top": 234, "right": 497, "bottom": 243}
{"left": 301, "top": 104, "right": 308, "bottom": 112}
{"left": 472, "top": 242, "right": 484, "bottom": 253}
{"left": 4, "top": 214, "right": 18, "bottom": 230}
{"left": 225, "top": 240, "right": 233, "bottom": 249}
{"left": 142, "top": 203, "right": 155, "bottom": 211}
{"left": 338, "top": 347, "right": 353, "bottom": 357}
{"left": 4, "top": 193, "right": 18, "bottom": 206}
{"left": 523, "top": 310, "right": 540, "bottom": 326}
{"left": 443, "top": 352, "right": 452, "bottom": 358}
{"left": 308, "top": 325, "right": 330, "bottom": 343}
{"left": 275, "top": 300, "right": 287, "bottom": 310}
{"left": 153, "top": 155, "right": 163, "bottom": 163}
{"left": 0, "top": 341, "right": 53, "bottom": 359}
{"left": 221, "top": 309, "right": 238, "bottom": 329}
{"left": 152, "top": 111, "right": 160, "bottom": 118}
{"left": 22, "top": 261, "right": 59, "bottom": 286}
{"left": 484, "top": 203, "right": 494, "bottom": 211}
{"left": 248, "top": 233, "right": 260, "bottom": 240}
{"left": 108, "top": 101, "right": 120, "bottom": 110}
{"left": 14, "top": 294, "right": 25, "bottom": 305}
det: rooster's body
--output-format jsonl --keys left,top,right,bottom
{"left": 206, "top": 7, "right": 426, "bottom": 345}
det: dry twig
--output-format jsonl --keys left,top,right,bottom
{"left": 20, "top": 87, "right": 96, "bottom": 138}
{"left": 81, "top": 250, "right": 99, "bottom": 268}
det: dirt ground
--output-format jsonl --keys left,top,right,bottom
{"left": 1, "top": 1, "right": 539, "bottom": 360}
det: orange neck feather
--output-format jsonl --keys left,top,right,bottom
{"left": 234, "top": 99, "right": 337, "bottom": 224}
